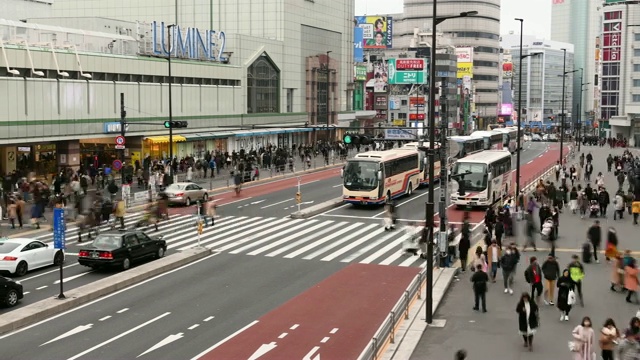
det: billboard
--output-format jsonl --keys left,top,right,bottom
{"left": 354, "top": 16, "right": 393, "bottom": 49}
{"left": 373, "top": 61, "right": 388, "bottom": 92}
{"left": 354, "top": 65, "right": 367, "bottom": 81}
{"left": 374, "top": 95, "right": 388, "bottom": 110}
{"left": 457, "top": 62, "right": 473, "bottom": 78}
{"left": 456, "top": 47, "right": 474, "bottom": 64}
{"left": 388, "top": 58, "right": 428, "bottom": 84}
{"left": 354, "top": 27, "right": 364, "bottom": 63}
{"left": 500, "top": 103, "right": 513, "bottom": 116}
{"left": 502, "top": 62, "right": 513, "bottom": 78}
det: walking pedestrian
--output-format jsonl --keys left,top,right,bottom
{"left": 487, "top": 240, "right": 500, "bottom": 283}
{"left": 471, "top": 246, "right": 487, "bottom": 273}
{"left": 619, "top": 317, "right": 640, "bottom": 359}
{"left": 541, "top": 255, "right": 560, "bottom": 306}
{"left": 516, "top": 292, "right": 539, "bottom": 351}
{"left": 557, "top": 269, "right": 575, "bottom": 321}
{"left": 571, "top": 316, "right": 596, "bottom": 360}
{"left": 587, "top": 220, "right": 602, "bottom": 264}
{"left": 611, "top": 253, "right": 624, "bottom": 292}
{"left": 568, "top": 254, "right": 586, "bottom": 307}
{"left": 500, "top": 245, "right": 518, "bottom": 295}
{"left": 470, "top": 264, "right": 489, "bottom": 313}
{"left": 599, "top": 318, "right": 620, "bottom": 360}
{"left": 523, "top": 211, "right": 538, "bottom": 252}
{"left": 525, "top": 256, "right": 543, "bottom": 304}
{"left": 459, "top": 213, "right": 471, "bottom": 272}
{"left": 624, "top": 258, "right": 640, "bottom": 304}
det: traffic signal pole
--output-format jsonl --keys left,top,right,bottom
{"left": 120, "top": 93, "right": 126, "bottom": 186}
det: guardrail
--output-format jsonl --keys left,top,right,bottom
{"left": 358, "top": 267, "right": 427, "bottom": 360}
{"left": 359, "top": 145, "right": 576, "bottom": 360}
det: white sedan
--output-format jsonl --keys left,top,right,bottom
{"left": 0, "top": 238, "right": 65, "bottom": 277}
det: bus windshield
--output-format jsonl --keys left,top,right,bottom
{"left": 452, "top": 162, "right": 488, "bottom": 192}
{"left": 343, "top": 160, "right": 379, "bottom": 191}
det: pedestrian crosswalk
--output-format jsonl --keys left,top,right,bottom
{"left": 23, "top": 213, "right": 428, "bottom": 268}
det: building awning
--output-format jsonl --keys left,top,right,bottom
{"left": 231, "top": 128, "right": 312, "bottom": 137}
{"left": 144, "top": 135, "right": 186, "bottom": 143}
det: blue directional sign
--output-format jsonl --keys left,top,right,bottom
{"left": 53, "top": 208, "right": 66, "bottom": 250}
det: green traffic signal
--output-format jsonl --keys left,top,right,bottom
{"left": 164, "top": 121, "right": 171, "bottom": 128}
{"left": 343, "top": 134, "right": 352, "bottom": 144}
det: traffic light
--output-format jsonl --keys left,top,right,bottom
{"left": 343, "top": 134, "right": 353, "bottom": 144}
{"left": 163, "top": 121, "right": 188, "bottom": 128}
{"left": 295, "top": 192, "right": 302, "bottom": 204}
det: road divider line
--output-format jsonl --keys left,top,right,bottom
{"left": 117, "top": 308, "right": 129, "bottom": 314}
{"left": 321, "top": 337, "right": 330, "bottom": 343}
{"left": 278, "top": 332, "right": 288, "bottom": 339}
{"left": 35, "top": 286, "right": 47, "bottom": 290}
{"left": 54, "top": 271, "right": 92, "bottom": 285}
{"left": 217, "top": 197, "right": 253, "bottom": 207}
{"left": 190, "top": 320, "right": 259, "bottom": 360}
{"left": 20, "top": 263, "right": 80, "bottom": 282}
{"left": 332, "top": 184, "right": 343, "bottom": 188}
{"left": 188, "top": 324, "right": 200, "bottom": 330}
{"left": 98, "top": 316, "right": 111, "bottom": 321}
{"left": 66, "top": 312, "right": 171, "bottom": 360}
{"left": 203, "top": 316, "right": 214, "bottom": 322}
{"left": 260, "top": 198, "right": 294, "bottom": 209}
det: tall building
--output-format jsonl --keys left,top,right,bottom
{"left": 551, "top": 0, "right": 601, "bottom": 128}
{"left": 501, "top": 34, "right": 575, "bottom": 126}
{"left": 598, "top": 1, "right": 640, "bottom": 145}
{"left": 392, "top": 0, "right": 501, "bottom": 123}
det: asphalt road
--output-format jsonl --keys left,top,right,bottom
{"left": 316, "top": 141, "right": 557, "bottom": 226}
{"left": 0, "top": 253, "right": 347, "bottom": 360}
{"left": 409, "top": 146, "right": 640, "bottom": 359}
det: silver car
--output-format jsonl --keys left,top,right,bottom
{"left": 163, "top": 182, "right": 208, "bottom": 206}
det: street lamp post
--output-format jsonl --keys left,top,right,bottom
{"left": 559, "top": 48, "right": 577, "bottom": 166}
{"left": 425, "top": 4, "right": 478, "bottom": 325}
{"left": 326, "top": 51, "right": 332, "bottom": 139}
{"left": 167, "top": 24, "right": 176, "bottom": 182}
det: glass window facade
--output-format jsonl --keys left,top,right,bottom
{"left": 247, "top": 54, "right": 280, "bottom": 114}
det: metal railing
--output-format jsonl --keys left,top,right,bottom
{"left": 358, "top": 267, "right": 427, "bottom": 360}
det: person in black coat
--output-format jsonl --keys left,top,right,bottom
{"left": 587, "top": 220, "right": 602, "bottom": 263}
{"left": 459, "top": 214, "right": 471, "bottom": 272}
{"left": 484, "top": 208, "right": 496, "bottom": 235}
{"left": 471, "top": 264, "right": 489, "bottom": 312}
{"left": 556, "top": 269, "right": 575, "bottom": 322}
{"left": 598, "top": 187, "right": 611, "bottom": 217}
{"left": 494, "top": 221, "right": 504, "bottom": 248}
{"left": 538, "top": 204, "right": 552, "bottom": 231}
{"left": 516, "top": 292, "right": 539, "bottom": 351}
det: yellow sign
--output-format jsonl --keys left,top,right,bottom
{"left": 197, "top": 221, "right": 203, "bottom": 234}
{"left": 296, "top": 192, "right": 302, "bottom": 204}
{"left": 457, "top": 62, "right": 473, "bottom": 78}
{"left": 392, "top": 119, "right": 406, "bottom": 126}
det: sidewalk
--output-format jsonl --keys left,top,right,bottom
{"left": 0, "top": 153, "right": 348, "bottom": 237}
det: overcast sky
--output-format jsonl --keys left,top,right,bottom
{"left": 355, "top": 0, "right": 552, "bottom": 39}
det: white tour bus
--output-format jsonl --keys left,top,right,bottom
{"left": 342, "top": 149, "right": 423, "bottom": 205}
{"left": 401, "top": 142, "right": 440, "bottom": 187}
{"left": 492, "top": 127, "right": 519, "bottom": 153}
{"left": 449, "top": 150, "right": 513, "bottom": 208}
{"left": 469, "top": 130, "right": 504, "bottom": 151}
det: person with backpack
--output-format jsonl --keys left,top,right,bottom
{"left": 524, "top": 256, "right": 543, "bottom": 305}
{"left": 568, "top": 254, "right": 586, "bottom": 307}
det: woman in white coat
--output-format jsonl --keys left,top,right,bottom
{"left": 572, "top": 316, "right": 596, "bottom": 360}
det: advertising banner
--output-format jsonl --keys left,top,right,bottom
{"left": 602, "top": 10, "right": 622, "bottom": 120}
{"left": 374, "top": 95, "right": 388, "bottom": 110}
{"left": 502, "top": 62, "right": 513, "bottom": 78}
{"left": 457, "top": 62, "right": 473, "bottom": 78}
{"left": 354, "top": 16, "right": 393, "bottom": 49}
{"left": 373, "top": 61, "right": 388, "bottom": 92}
{"left": 395, "top": 59, "right": 425, "bottom": 70}
{"left": 355, "top": 65, "right": 367, "bottom": 81}
{"left": 385, "top": 128, "right": 416, "bottom": 140}
{"left": 500, "top": 103, "right": 513, "bottom": 116}
{"left": 409, "top": 97, "right": 425, "bottom": 111}
{"left": 456, "top": 47, "right": 474, "bottom": 64}
{"left": 388, "top": 58, "right": 428, "bottom": 84}
{"left": 354, "top": 27, "right": 364, "bottom": 63}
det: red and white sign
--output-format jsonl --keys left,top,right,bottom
{"left": 456, "top": 47, "right": 474, "bottom": 63}
{"left": 395, "top": 59, "right": 425, "bottom": 70}
{"left": 409, "top": 113, "right": 425, "bottom": 120}
{"left": 115, "top": 136, "right": 125, "bottom": 146}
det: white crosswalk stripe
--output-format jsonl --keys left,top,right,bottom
{"left": 24, "top": 213, "right": 428, "bottom": 267}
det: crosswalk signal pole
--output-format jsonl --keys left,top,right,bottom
{"left": 296, "top": 177, "right": 302, "bottom": 212}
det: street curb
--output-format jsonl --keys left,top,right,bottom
{"left": 380, "top": 267, "right": 458, "bottom": 360}
{"left": 290, "top": 197, "right": 343, "bottom": 219}
{"left": 0, "top": 247, "right": 211, "bottom": 336}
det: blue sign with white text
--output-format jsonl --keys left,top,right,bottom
{"left": 354, "top": 27, "right": 364, "bottom": 63}
{"left": 53, "top": 208, "right": 66, "bottom": 250}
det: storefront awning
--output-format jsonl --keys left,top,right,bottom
{"left": 144, "top": 135, "right": 186, "bottom": 143}
{"left": 283, "top": 128, "right": 314, "bottom": 133}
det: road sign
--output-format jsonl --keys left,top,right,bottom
{"left": 115, "top": 136, "right": 125, "bottom": 146}
{"left": 53, "top": 208, "right": 66, "bottom": 250}
{"left": 115, "top": 145, "right": 126, "bottom": 150}
{"left": 112, "top": 159, "right": 123, "bottom": 171}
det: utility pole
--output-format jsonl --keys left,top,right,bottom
{"left": 120, "top": 92, "right": 126, "bottom": 185}
{"left": 438, "top": 78, "right": 448, "bottom": 267}
{"left": 168, "top": 24, "right": 176, "bottom": 183}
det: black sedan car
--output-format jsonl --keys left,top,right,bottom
{"left": 0, "top": 276, "right": 24, "bottom": 307}
{"left": 77, "top": 231, "right": 167, "bottom": 271}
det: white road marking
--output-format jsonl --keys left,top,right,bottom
{"left": 137, "top": 332, "right": 184, "bottom": 358}
{"left": 20, "top": 263, "right": 80, "bottom": 282}
{"left": 290, "top": 324, "right": 300, "bottom": 330}
{"left": 217, "top": 197, "right": 253, "bottom": 207}
{"left": 527, "top": 160, "right": 534, "bottom": 164}
{"left": 319, "top": 214, "right": 376, "bottom": 220}
{"left": 189, "top": 320, "right": 259, "bottom": 360}
{"left": 332, "top": 184, "right": 343, "bottom": 188}
{"left": 330, "top": 328, "right": 339, "bottom": 334}
{"left": 260, "top": 198, "right": 293, "bottom": 209}
{"left": 250, "top": 200, "right": 266, "bottom": 205}
{"left": 41, "top": 324, "right": 93, "bottom": 346}
{"left": 99, "top": 316, "right": 111, "bottom": 321}
{"left": 54, "top": 271, "right": 92, "bottom": 284}
{"left": 36, "top": 286, "right": 47, "bottom": 290}
{"left": 321, "top": 337, "right": 330, "bottom": 343}
{"left": 117, "top": 308, "right": 129, "bottom": 314}
{"left": 301, "top": 180, "right": 320, "bottom": 186}
{"left": 278, "top": 332, "right": 288, "bottom": 339}
{"left": 247, "top": 342, "right": 278, "bottom": 360}
{"left": 188, "top": 324, "right": 200, "bottom": 330}
{"left": 302, "top": 346, "right": 321, "bottom": 360}
{"left": 64, "top": 253, "right": 79, "bottom": 256}
{"left": 23, "top": 291, "right": 30, "bottom": 295}
{"left": 203, "top": 316, "right": 214, "bottom": 322}
{"left": 67, "top": 312, "right": 171, "bottom": 360}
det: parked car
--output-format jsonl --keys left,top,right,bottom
{"left": 548, "top": 134, "right": 558, "bottom": 142}
{"left": 523, "top": 134, "right": 532, "bottom": 142}
{"left": 0, "top": 276, "right": 23, "bottom": 307}
{"left": 77, "top": 231, "right": 167, "bottom": 271}
{"left": 531, "top": 134, "right": 543, "bottom": 142}
{"left": 0, "top": 238, "right": 65, "bottom": 277}
{"left": 162, "top": 182, "right": 208, "bottom": 206}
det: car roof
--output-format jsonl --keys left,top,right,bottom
{"left": 0, "top": 238, "right": 38, "bottom": 244}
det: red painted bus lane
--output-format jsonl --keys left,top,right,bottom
{"left": 198, "top": 264, "right": 420, "bottom": 360}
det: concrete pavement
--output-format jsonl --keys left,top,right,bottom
{"left": 407, "top": 144, "right": 640, "bottom": 360}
